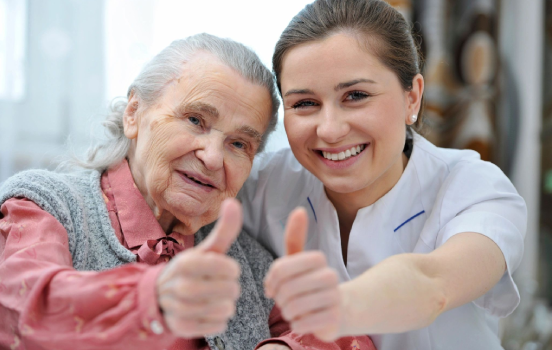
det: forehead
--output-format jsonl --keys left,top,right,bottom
{"left": 280, "top": 33, "right": 394, "bottom": 87}
{"left": 161, "top": 52, "right": 273, "bottom": 130}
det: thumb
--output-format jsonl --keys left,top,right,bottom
{"left": 284, "top": 207, "right": 308, "bottom": 255}
{"left": 196, "top": 198, "right": 243, "bottom": 254}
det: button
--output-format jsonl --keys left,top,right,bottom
{"left": 214, "top": 336, "right": 225, "bottom": 350}
{"left": 150, "top": 320, "right": 164, "bottom": 335}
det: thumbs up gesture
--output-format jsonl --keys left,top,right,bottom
{"left": 264, "top": 208, "right": 343, "bottom": 341}
{"left": 156, "top": 198, "right": 242, "bottom": 338}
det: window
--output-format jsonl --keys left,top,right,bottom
{"left": 0, "top": 0, "right": 26, "bottom": 101}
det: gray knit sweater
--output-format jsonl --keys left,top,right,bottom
{"left": 0, "top": 169, "right": 275, "bottom": 350}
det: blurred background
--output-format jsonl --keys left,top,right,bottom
{"left": 0, "top": 0, "right": 550, "bottom": 348}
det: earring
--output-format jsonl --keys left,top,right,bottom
{"left": 410, "top": 115, "right": 418, "bottom": 124}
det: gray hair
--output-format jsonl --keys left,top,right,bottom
{"left": 75, "top": 33, "right": 279, "bottom": 171}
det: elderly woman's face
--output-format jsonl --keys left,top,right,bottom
{"left": 124, "top": 52, "right": 272, "bottom": 232}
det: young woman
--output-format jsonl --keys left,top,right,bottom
{"left": 240, "top": 1, "right": 526, "bottom": 349}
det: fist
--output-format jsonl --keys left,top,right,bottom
{"left": 156, "top": 198, "right": 243, "bottom": 337}
{"left": 264, "top": 207, "right": 344, "bottom": 341}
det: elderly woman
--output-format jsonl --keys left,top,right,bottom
{"left": 0, "top": 34, "right": 375, "bottom": 350}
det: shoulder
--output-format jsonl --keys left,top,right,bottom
{"left": 411, "top": 133, "right": 515, "bottom": 195}
{"left": 0, "top": 168, "right": 103, "bottom": 222}
{"left": 249, "top": 148, "right": 312, "bottom": 184}
{"left": 412, "top": 133, "right": 482, "bottom": 174}
{"left": 1, "top": 168, "right": 100, "bottom": 190}
{"left": 411, "top": 133, "right": 525, "bottom": 228}
{"left": 241, "top": 148, "right": 318, "bottom": 207}
{"left": 1, "top": 168, "right": 100, "bottom": 200}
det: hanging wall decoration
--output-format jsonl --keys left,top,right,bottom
{"left": 393, "top": 0, "right": 499, "bottom": 163}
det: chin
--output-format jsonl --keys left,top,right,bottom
{"left": 323, "top": 178, "right": 368, "bottom": 195}
{"left": 166, "top": 195, "right": 215, "bottom": 219}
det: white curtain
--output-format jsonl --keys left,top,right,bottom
{"left": 0, "top": 0, "right": 26, "bottom": 183}
{"left": 0, "top": 0, "right": 106, "bottom": 184}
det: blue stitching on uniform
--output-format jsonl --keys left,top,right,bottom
{"left": 394, "top": 210, "right": 425, "bottom": 232}
{"left": 307, "top": 197, "right": 317, "bottom": 222}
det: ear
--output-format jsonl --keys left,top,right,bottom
{"left": 123, "top": 90, "right": 140, "bottom": 140}
{"left": 405, "top": 74, "right": 424, "bottom": 125}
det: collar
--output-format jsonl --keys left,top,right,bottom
{"left": 105, "top": 160, "right": 171, "bottom": 249}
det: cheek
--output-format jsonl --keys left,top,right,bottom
{"left": 366, "top": 98, "right": 406, "bottom": 139}
{"left": 224, "top": 159, "right": 253, "bottom": 196}
{"left": 142, "top": 124, "right": 195, "bottom": 196}
{"left": 367, "top": 106, "right": 406, "bottom": 162}
{"left": 284, "top": 114, "right": 312, "bottom": 150}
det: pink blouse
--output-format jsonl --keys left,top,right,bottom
{"left": 0, "top": 161, "right": 375, "bottom": 350}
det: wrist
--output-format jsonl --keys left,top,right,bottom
{"left": 338, "top": 283, "right": 352, "bottom": 337}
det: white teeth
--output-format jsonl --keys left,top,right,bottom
{"left": 321, "top": 144, "right": 366, "bottom": 161}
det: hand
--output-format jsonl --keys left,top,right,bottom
{"left": 257, "top": 344, "right": 292, "bottom": 350}
{"left": 264, "top": 207, "right": 343, "bottom": 342}
{"left": 156, "top": 198, "right": 242, "bottom": 338}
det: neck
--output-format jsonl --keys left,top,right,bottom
{"left": 325, "top": 153, "right": 408, "bottom": 229}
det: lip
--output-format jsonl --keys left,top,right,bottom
{"left": 176, "top": 170, "right": 218, "bottom": 192}
{"left": 314, "top": 142, "right": 370, "bottom": 170}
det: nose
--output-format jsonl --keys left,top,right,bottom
{"left": 195, "top": 134, "right": 224, "bottom": 171}
{"left": 316, "top": 106, "right": 350, "bottom": 144}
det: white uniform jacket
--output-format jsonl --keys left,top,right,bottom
{"left": 239, "top": 132, "right": 527, "bottom": 350}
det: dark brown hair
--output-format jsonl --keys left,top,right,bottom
{"left": 272, "top": 0, "right": 425, "bottom": 130}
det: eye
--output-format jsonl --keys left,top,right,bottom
{"left": 292, "top": 100, "right": 319, "bottom": 109}
{"left": 188, "top": 116, "right": 201, "bottom": 125}
{"left": 232, "top": 141, "right": 246, "bottom": 149}
{"left": 345, "top": 91, "right": 370, "bottom": 101}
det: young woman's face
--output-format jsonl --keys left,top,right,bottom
{"left": 280, "top": 33, "right": 422, "bottom": 202}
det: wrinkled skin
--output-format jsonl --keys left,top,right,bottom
{"left": 124, "top": 51, "right": 272, "bottom": 235}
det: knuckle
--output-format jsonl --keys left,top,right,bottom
{"left": 322, "top": 269, "right": 338, "bottom": 284}
{"left": 281, "top": 305, "right": 294, "bottom": 321}
{"left": 274, "top": 293, "right": 286, "bottom": 308}
{"left": 203, "top": 322, "right": 227, "bottom": 335}
{"left": 222, "top": 301, "right": 236, "bottom": 318}
{"left": 270, "top": 261, "right": 283, "bottom": 275}
{"left": 285, "top": 300, "right": 301, "bottom": 319}
{"left": 312, "top": 252, "right": 327, "bottom": 265}
{"left": 231, "top": 283, "right": 241, "bottom": 300}
{"left": 179, "top": 280, "right": 200, "bottom": 298}
{"left": 276, "top": 287, "right": 291, "bottom": 304}
{"left": 230, "top": 260, "right": 241, "bottom": 277}
{"left": 170, "top": 318, "right": 195, "bottom": 337}
{"left": 157, "top": 295, "right": 171, "bottom": 311}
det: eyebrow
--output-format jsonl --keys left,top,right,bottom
{"left": 334, "top": 78, "right": 377, "bottom": 91}
{"left": 283, "top": 78, "right": 377, "bottom": 97}
{"left": 284, "top": 88, "right": 314, "bottom": 97}
{"left": 178, "top": 101, "right": 262, "bottom": 144}
{"left": 237, "top": 125, "right": 263, "bottom": 145}
{"left": 179, "top": 101, "right": 220, "bottom": 119}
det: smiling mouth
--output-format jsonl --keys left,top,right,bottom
{"left": 318, "top": 144, "right": 367, "bottom": 161}
{"left": 183, "top": 173, "right": 214, "bottom": 188}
